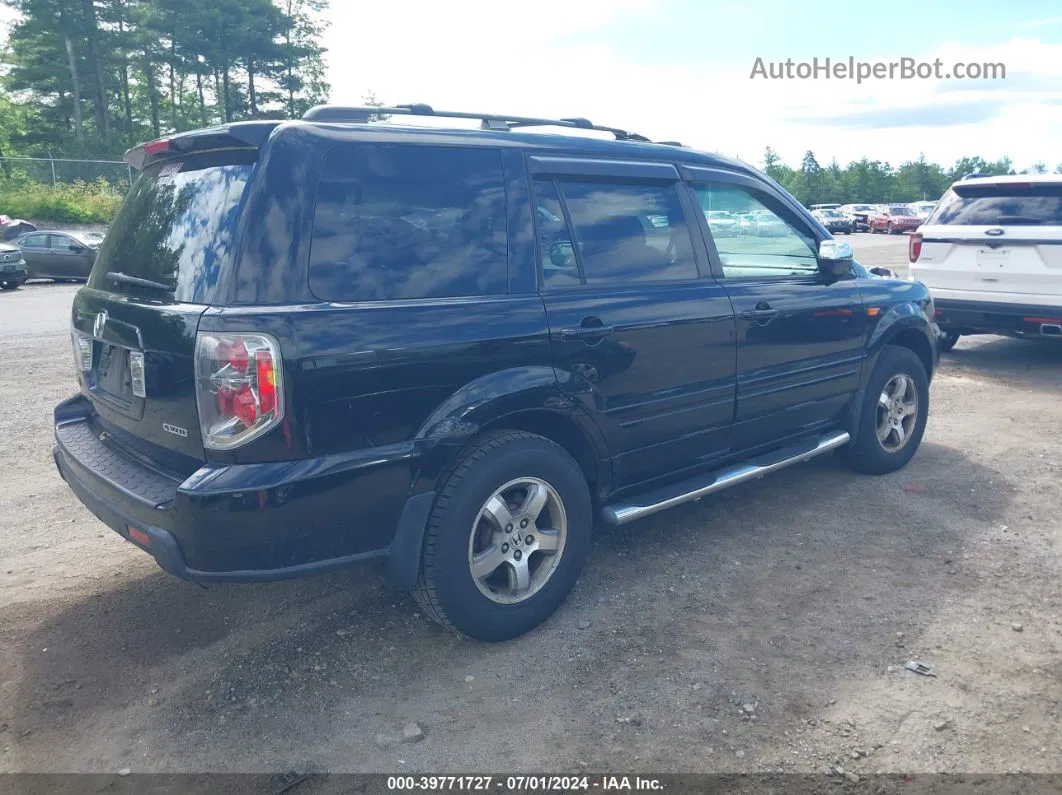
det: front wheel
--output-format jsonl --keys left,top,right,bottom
{"left": 0, "top": 279, "right": 23, "bottom": 291}
{"left": 840, "top": 346, "right": 929, "bottom": 475}
{"left": 413, "top": 431, "right": 592, "bottom": 641}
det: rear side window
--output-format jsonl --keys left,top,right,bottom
{"left": 545, "top": 180, "right": 696, "bottom": 286}
{"left": 89, "top": 151, "right": 254, "bottom": 303}
{"left": 309, "top": 145, "right": 508, "bottom": 302}
{"left": 930, "top": 184, "right": 1062, "bottom": 226}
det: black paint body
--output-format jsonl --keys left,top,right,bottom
{"left": 53, "top": 120, "right": 939, "bottom": 585}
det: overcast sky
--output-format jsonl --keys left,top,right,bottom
{"left": 321, "top": 0, "right": 1062, "bottom": 171}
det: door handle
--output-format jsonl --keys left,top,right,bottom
{"left": 740, "top": 302, "right": 779, "bottom": 323}
{"left": 560, "top": 319, "right": 615, "bottom": 341}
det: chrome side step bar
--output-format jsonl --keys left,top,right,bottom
{"left": 601, "top": 430, "right": 851, "bottom": 525}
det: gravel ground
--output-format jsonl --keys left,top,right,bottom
{"left": 1, "top": 235, "right": 1060, "bottom": 778}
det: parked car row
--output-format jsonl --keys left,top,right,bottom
{"left": 808, "top": 202, "right": 941, "bottom": 234}
{"left": 0, "top": 226, "right": 103, "bottom": 290}
{"left": 705, "top": 209, "right": 792, "bottom": 237}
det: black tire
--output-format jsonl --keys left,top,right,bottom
{"left": 840, "top": 346, "right": 929, "bottom": 475}
{"left": 0, "top": 279, "right": 22, "bottom": 291}
{"left": 887, "top": 223, "right": 895, "bottom": 235}
{"left": 413, "top": 430, "right": 592, "bottom": 642}
{"left": 938, "top": 331, "right": 960, "bottom": 353}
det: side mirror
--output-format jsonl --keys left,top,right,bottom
{"left": 818, "top": 239, "right": 853, "bottom": 277}
{"left": 69, "top": 245, "right": 84, "bottom": 253}
{"left": 549, "top": 240, "right": 575, "bottom": 269}
{"left": 869, "top": 266, "right": 897, "bottom": 278}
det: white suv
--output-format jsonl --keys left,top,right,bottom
{"left": 909, "top": 174, "right": 1062, "bottom": 351}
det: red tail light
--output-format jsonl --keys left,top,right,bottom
{"left": 195, "top": 333, "right": 284, "bottom": 450}
{"left": 255, "top": 350, "right": 278, "bottom": 414}
{"left": 909, "top": 233, "right": 923, "bottom": 263}
{"left": 143, "top": 138, "right": 172, "bottom": 155}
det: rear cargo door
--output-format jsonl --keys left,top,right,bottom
{"left": 73, "top": 150, "right": 256, "bottom": 461}
{"left": 915, "top": 182, "right": 1062, "bottom": 302}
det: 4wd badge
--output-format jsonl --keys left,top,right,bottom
{"left": 162, "top": 423, "right": 188, "bottom": 438}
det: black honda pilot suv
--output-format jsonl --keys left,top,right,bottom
{"left": 54, "top": 105, "right": 939, "bottom": 641}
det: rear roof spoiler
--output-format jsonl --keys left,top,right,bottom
{"left": 124, "top": 121, "right": 280, "bottom": 170}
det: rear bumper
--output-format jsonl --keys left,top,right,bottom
{"left": 53, "top": 394, "right": 435, "bottom": 586}
{"left": 934, "top": 298, "right": 1062, "bottom": 338}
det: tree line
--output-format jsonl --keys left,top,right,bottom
{"left": 762, "top": 148, "right": 1062, "bottom": 206}
{"left": 0, "top": 0, "right": 330, "bottom": 161}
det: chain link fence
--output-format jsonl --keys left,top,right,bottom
{"left": 0, "top": 156, "right": 133, "bottom": 187}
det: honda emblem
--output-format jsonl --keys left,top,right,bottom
{"left": 93, "top": 310, "right": 108, "bottom": 338}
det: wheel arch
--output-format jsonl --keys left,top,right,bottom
{"left": 387, "top": 372, "right": 610, "bottom": 591}
{"left": 845, "top": 306, "right": 937, "bottom": 439}
{"left": 410, "top": 367, "right": 611, "bottom": 497}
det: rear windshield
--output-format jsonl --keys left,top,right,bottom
{"left": 88, "top": 151, "right": 255, "bottom": 303}
{"left": 929, "top": 183, "right": 1062, "bottom": 226}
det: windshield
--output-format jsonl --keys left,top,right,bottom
{"left": 929, "top": 184, "right": 1062, "bottom": 226}
{"left": 889, "top": 206, "right": 914, "bottom": 216}
{"left": 88, "top": 151, "right": 255, "bottom": 303}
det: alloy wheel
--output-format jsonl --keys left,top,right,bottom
{"left": 466, "top": 477, "right": 567, "bottom": 605}
{"left": 876, "top": 373, "right": 919, "bottom": 453}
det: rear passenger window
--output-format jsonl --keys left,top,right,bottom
{"left": 309, "top": 145, "right": 508, "bottom": 302}
{"left": 547, "top": 180, "right": 697, "bottom": 286}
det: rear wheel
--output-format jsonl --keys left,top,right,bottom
{"left": 841, "top": 346, "right": 929, "bottom": 475}
{"left": 938, "top": 331, "right": 960, "bottom": 353}
{"left": 413, "top": 431, "right": 592, "bottom": 641}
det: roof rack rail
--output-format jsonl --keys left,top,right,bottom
{"left": 301, "top": 103, "right": 653, "bottom": 142}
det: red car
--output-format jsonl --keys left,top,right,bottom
{"left": 868, "top": 205, "right": 922, "bottom": 235}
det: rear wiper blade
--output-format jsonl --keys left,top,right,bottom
{"left": 106, "top": 272, "right": 172, "bottom": 291}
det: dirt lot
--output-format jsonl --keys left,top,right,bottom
{"left": 1, "top": 234, "right": 1060, "bottom": 778}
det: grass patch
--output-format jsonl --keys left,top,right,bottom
{"left": 0, "top": 179, "right": 124, "bottom": 224}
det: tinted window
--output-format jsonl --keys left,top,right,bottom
{"left": 930, "top": 184, "right": 1062, "bottom": 226}
{"left": 88, "top": 151, "right": 254, "bottom": 303}
{"left": 694, "top": 183, "right": 818, "bottom": 278}
{"left": 533, "top": 179, "right": 580, "bottom": 289}
{"left": 48, "top": 234, "right": 73, "bottom": 249}
{"left": 20, "top": 233, "right": 47, "bottom": 248}
{"left": 309, "top": 145, "right": 508, "bottom": 302}
{"left": 554, "top": 180, "right": 696, "bottom": 285}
